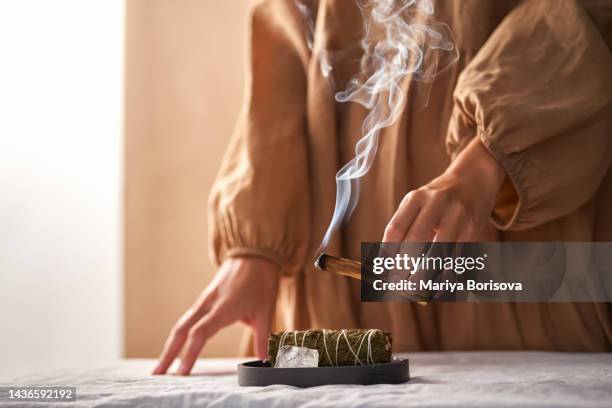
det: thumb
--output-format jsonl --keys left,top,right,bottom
{"left": 252, "top": 318, "right": 272, "bottom": 361}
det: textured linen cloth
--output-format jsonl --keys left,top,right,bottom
{"left": 208, "top": 0, "right": 612, "bottom": 352}
{"left": 3, "top": 353, "right": 612, "bottom": 407}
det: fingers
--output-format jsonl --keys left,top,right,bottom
{"left": 386, "top": 188, "right": 475, "bottom": 244}
{"left": 153, "top": 308, "right": 203, "bottom": 375}
{"left": 404, "top": 194, "right": 444, "bottom": 242}
{"left": 153, "top": 258, "right": 278, "bottom": 376}
{"left": 153, "top": 293, "right": 216, "bottom": 375}
{"left": 253, "top": 318, "right": 272, "bottom": 361}
{"left": 457, "top": 223, "right": 476, "bottom": 242}
{"left": 178, "top": 307, "right": 231, "bottom": 375}
{"left": 383, "top": 192, "right": 421, "bottom": 242}
{"left": 152, "top": 328, "right": 186, "bottom": 375}
{"left": 433, "top": 205, "right": 464, "bottom": 243}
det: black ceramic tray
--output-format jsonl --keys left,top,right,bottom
{"left": 237, "top": 358, "right": 409, "bottom": 387}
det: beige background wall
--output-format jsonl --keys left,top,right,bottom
{"left": 124, "top": 0, "right": 250, "bottom": 358}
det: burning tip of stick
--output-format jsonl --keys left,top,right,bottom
{"left": 314, "top": 253, "right": 328, "bottom": 270}
{"left": 314, "top": 253, "right": 361, "bottom": 280}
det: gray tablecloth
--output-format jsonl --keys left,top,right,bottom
{"left": 3, "top": 352, "right": 612, "bottom": 407}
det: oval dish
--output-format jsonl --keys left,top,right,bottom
{"left": 237, "top": 358, "right": 409, "bottom": 387}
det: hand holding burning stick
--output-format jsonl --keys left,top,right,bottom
{"left": 383, "top": 137, "right": 506, "bottom": 243}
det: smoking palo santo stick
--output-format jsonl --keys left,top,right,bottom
{"left": 315, "top": 253, "right": 427, "bottom": 306}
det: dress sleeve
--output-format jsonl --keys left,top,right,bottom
{"left": 447, "top": 0, "right": 612, "bottom": 230}
{"left": 209, "top": 0, "right": 311, "bottom": 274}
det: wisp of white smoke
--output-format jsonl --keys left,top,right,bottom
{"left": 318, "top": 0, "right": 458, "bottom": 251}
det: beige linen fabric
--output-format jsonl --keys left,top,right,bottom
{"left": 210, "top": 0, "right": 612, "bottom": 352}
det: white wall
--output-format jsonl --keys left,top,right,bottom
{"left": 0, "top": 0, "right": 124, "bottom": 380}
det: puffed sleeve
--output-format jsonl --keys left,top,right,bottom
{"left": 447, "top": 0, "right": 612, "bottom": 230}
{"left": 209, "top": 0, "right": 311, "bottom": 274}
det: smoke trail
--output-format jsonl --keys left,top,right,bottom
{"left": 294, "top": 0, "right": 335, "bottom": 83}
{"left": 294, "top": 0, "right": 315, "bottom": 50}
{"left": 318, "top": 0, "right": 458, "bottom": 250}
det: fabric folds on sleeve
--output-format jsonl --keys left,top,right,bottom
{"left": 447, "top": 0, "right": 612, "bottom": 230}
{"left": 209, "top": 0, "right": 312, "bottom": 275}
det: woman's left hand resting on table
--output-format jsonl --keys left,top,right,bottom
{"left": 152, "top": 257, "right": 279, "bottom": 376}
{"left": 383, "top": 138, "right": 506, "bottom": 243}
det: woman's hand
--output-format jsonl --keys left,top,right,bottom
{"left": 152, "top": 257, "right": 279, "bottom": 375}
{"left": 383, "top": 138, "right": 506, "bottom": 242}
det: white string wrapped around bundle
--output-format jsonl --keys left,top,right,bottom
{"left": 276, "top": 329, "right": 380, "bottom": 366}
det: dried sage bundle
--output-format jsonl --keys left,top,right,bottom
{"left": 268, "top": 329, "right": 392, "bottom": 367}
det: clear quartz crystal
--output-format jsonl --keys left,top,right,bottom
{"left": 274, "top": 345, "right": 319, "bottom": 368}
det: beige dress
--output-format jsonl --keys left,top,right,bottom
{"left": 210, "top": 0, "right": 612, "bottom": 352}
